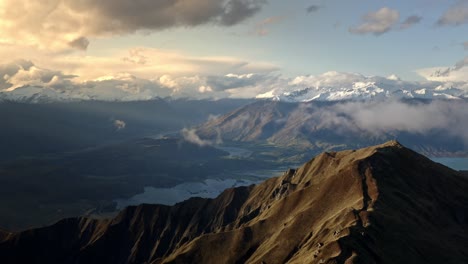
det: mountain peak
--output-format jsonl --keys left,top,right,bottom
{"left": 379, "top": 139, "right": 402, "bottom": 148}
{"left": 0, "top": 142, "right": 467, "bottom": 263}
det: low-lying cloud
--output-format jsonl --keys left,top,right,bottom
{"left": 312, "top": 100, "right": 468, "bottom": 143}
{"left": 114, "top": 119, "right": 126, "bottom": 130}
{"left": 181, "top": 128, "right": 222, "bottom": 147}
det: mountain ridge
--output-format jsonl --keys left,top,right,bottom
{"left": 0, "top": 141, "right": 467, "bottom": 263}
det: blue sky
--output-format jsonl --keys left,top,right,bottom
{"left": 0, "top": 0, "right": 467, "bottom": 99}
{"left": 86, "top": 0, "right": 467, "bottom": 80}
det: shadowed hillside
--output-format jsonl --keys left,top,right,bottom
{"left": 0, "top": 141, "right": 467, "bottom": 263}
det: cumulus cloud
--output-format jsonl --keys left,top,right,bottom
{"left": 349, "top": 7, "right": 400, "bottom": 35}
{"left": 0, "top": 60, "right": 76, "bottom": 92}
{"left": 0, "top": 0, "right": 266, "bottom": 50}
{"left": 114, "top": 119, "right": 126, "bottom": 130}
{"left": 400, "top": 15, "right": 422, "bottom": 29}
{"left": 437, "top": 0, "right": 468, "bottom": 26}
{"left": 306, "top": 5, "right": 321, "bottom": 13}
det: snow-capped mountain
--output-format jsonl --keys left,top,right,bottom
{"left": 1, "top": 70, "right": 467, "bottom": 103}
{"left": 256, "top": 72, "right": 467, "bottom": 102}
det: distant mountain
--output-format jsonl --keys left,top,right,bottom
{"left": 256, "top": 72, "right": 467, "bottom": 102}
{"left": 1, "top": 141, "right": 467, "bottom": 263}
{"left": 196, "top": 100, "right": 468, "bottom": 156}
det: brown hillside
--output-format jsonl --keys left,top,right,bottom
{"left": 0, "top": 141, "right": 467, "bottom": 264}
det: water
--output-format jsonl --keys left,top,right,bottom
{"left": 114, "top": 168, "right": 286, "bottom": 209}
{"left": 216, "top": 146, "right": 253, "bottom": 158}
{"left": 432, "top": 157, "right": 468, "bottom": 171}
{"left": 114, "top": 178, "right": 260, "bottom": 209}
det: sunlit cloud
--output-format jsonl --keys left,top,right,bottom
{"left": 0, "top": 0, "right": 266, "bottom": 51}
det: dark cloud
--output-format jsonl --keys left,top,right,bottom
{"left": 68, "top": 37, "right": 90, "bottom": 51}
{"left": 221, "top": 0, "right": 265, "bottom": 26}
{"left": 65, "top": 0, "right": 266, "bottom": 35}
{"left": 0, "top": 0, "right": 266, "bottom": 49}
{"left": 436, "top": 0, "right": 468, "bottom": 26}
{"left": 400, "top": 15, "right": 422, "bottom": 29}
{"left": 306, "top": 5, "right": 321, "bottom": 13}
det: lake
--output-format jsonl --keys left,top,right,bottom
{"left": 114, "top": 169, "right": 285, "bottom": 209}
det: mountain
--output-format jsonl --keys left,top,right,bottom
{"left": 256, "top": 72, "right": 467, "bottom": 102}
{"left": 1, "top": 141, "right": 467, "bottom": 263}
{"left": 196, "top": 100, "right": 468, "bottom": 156}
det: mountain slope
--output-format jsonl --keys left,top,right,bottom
{"left": 0, "top": 141, "right": 467, "bottom": 263}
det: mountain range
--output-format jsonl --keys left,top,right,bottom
{"left": 1, "top": 141, "right": 467, "bottom": 263}
{"left": 256, "top": 73, "right": 467, "bottom": 102}
{"left": 1, "top": 71, "right": 467, "bottom": 103}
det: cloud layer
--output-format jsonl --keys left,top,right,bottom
{"left": 0, "top": 0, "right": 265, "bottom": 50}
{"left": 299, "top": 100, "right": 468, "bottom": 144}
{"left": 0, "top": 60, "right": 467, "bottom": 102}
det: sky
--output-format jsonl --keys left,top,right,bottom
{"left": 0, "top": 0, "right": 467, "bottom": 99}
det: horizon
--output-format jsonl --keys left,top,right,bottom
{"left": 0, "top": 0, "right": 467, "bottom": 100}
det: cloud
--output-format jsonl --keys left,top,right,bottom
{"left": 1, "top": 61, "right": 76, "bottom": 92}
{"left": 419, "top": 56, "right": 468, "bottom": 82}
{"left": 333, "top": 100, "right": 468, "bottom": 143}
{"left": 306, "top": 5, "right": 321, "bottom": 13}
{"left": 206, "top": 73, "right": 268, "bottom": 91}
{"left": 281, "top": 100, "right": 468, "bottom": 145}
{"left": 1, "top": 60, "right": 467, "bottom": 102}
{"left": 0, "top": 0, "right": 266, "bottom": 50}
{"left": 68, "top": 37, "right": 90, "bottom": 51}
{"left": 349, "top": 7, "right": 400, "bottom": 35}
{"left": 0, "top": 47, "right": 279, "bottom": 84}
{"left": 437, "top": 0, "right": 468, "bottom": 26}
{"left": 221, "top": 0, "right": 265, "bottom": 26}
{"left": 253, "top": 16, "right": 285, "bottom": 36}
{"left": 181, "top": 128, "right": 215, "bottom": 146}
{"left": 114, "top": 119, "right": 126, "bottom": 130}
{"left": 400, "top": 15, "right": 422, "bottom": 29}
